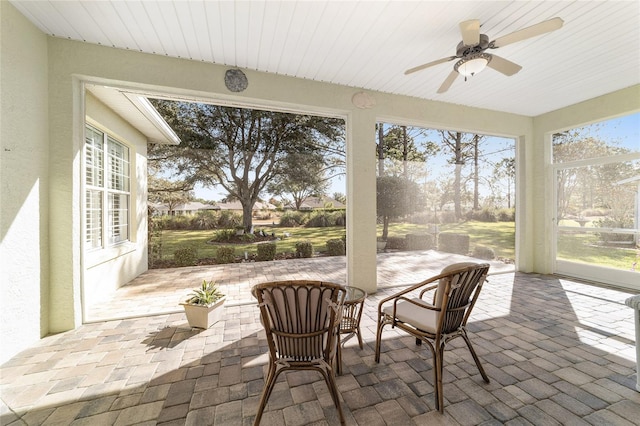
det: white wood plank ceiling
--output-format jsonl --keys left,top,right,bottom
{"left": 10, "top": 0, "right": 640, "bottom": 117}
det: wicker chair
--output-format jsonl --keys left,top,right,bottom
{"left": 374, "top": 262, "right": 490, "bottom": 413}
{"left": 252, "top": 280, "right": 346, "bottom": 425}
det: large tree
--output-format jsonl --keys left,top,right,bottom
{"left": 267, "top": 151, "right": 330, "bottom": 210}
{"left": 376, "top": 176, "right": 424, "bottom": 240}
{"left": 150, "top": 100, "right": 344, "bottom": 232}
{"left": 437, "top": 131, "right": 479, "bottom": 220}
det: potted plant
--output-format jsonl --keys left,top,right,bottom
{"left": 376, "top": 237, "right": 387, "bottom": 251}
{"left": 180, "top": 280, "right": 226, "bottom": 329}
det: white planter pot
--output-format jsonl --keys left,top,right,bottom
{"left": 180, "top": 296, "right": 226, "bottom": 329}
{"left": 377, "top": 241, "right": 387, "bottom": 251}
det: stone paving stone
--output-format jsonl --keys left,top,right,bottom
{"left": 516, "top": 378, "right": 559, "bottom": 400}
{"left": 447, "top": 399, "right": 493, "bottom": 426}
{"left": 583, "top": 409, "right": 635, "bottom": 426}
{"left": 517, "top": 404, "right": 562, "bottom": 425}
{"left": 484, "top": 400, "right": 519, "bottom": 422}
{"left": 351, "top": 405, "right": 386, "bottom": 426}
{"left": 114, "top": 400, "right": 164, "bottom": 426}
{"left": 342, "top": 386, "right": 382, "bottom": 410}
{"left": 607, "top": 400, "right": 640, "bottom": 424}
{"left": 70, "top": 410, "right": 121, "bottom": 425}
{"left": 534, "top": 399, "right": 590, "bottom": 425}
{"left": 282, "top": 400, "right": 325, "bottom": 426}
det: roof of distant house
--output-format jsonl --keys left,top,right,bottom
{"left": 297, "top": 196, "right": 345, "bottom": 210}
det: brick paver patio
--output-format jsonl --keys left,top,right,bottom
{"left": 2, "top": 252, "right": 639, "bottom": 425}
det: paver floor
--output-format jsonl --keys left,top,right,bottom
{"left": 2, "top": 253, "right": 640, "bottom": 425}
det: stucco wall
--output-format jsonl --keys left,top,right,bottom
{"left": 0, "top": 1, "right": 50, "bottom": 364}
{"left": 83, "top": 93, "right": 148, "bottom": 310}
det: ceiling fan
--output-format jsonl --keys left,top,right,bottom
{"left": 406, "top": 17, "right": 564, "bottom": 93}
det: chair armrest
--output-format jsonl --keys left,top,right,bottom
{"left": 377, "top": 274, "right": 443, "bottom": 319}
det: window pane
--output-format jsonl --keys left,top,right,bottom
{"left": 107, "top": 137, "right": 130, "bottom": 191}
{"left": 108, "top": 193, "right": 129, "bottom": 244}
{"left": 86, "top": 190, "right": 102, "bottom": 249}
{"left": 85, "top": 126, "right": 104, "bottom": 187}
{"left": 553, "top": 112, "right": 640, "bottom": 163}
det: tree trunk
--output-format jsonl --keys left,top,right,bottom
{"left": 454, "top": 132, "right": 463, "bottom": 220}
{"left": 378, "top": 123, "right": 385, "bottom": 176}
{"left": 382, "top": 216, "right": 389, "bottom": 240}
{"left": 241, "top": 200, "right": 254, "bottom": 233}
{"left": 473, "top": 134, "right": 479, "bottom": 210}
{"left": 402, "top": 126, "right": 408, "bottom": 178}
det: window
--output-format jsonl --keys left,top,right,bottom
{"left": 85, "top": 125, "right": 130, "bottom": 249}
{"left": 552, "top": 112, "right": 639, "bottom": 285}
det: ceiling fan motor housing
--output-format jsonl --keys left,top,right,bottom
{"left": 456, "top": 34, "right": 490, "bottom": 57}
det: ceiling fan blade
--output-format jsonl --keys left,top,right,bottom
{"left": 405, "top": 56, "right": 456, "bottom": 75}
{"left": 491, "top": 17, "right": 564, "bottom": 48}
{"left": 487, "top": 55, "right": 522, "bottom": 76}
{"left": 437, "top": 70, "right": 459, "bottom": 94}
{"left": 459, "top": 19, "right": 480, "bottom": 46}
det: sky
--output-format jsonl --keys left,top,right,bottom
{"left": 192, "top": 112, "right": 639, "bottom": 202}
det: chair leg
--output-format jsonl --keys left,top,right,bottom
{"left": 374, "top": 317, "right": 386, "bottom": 363}
{"left": 356, "top": 326, "right": 363, "bottom": 349}
{"left": 336, "top": 334, "right": 343, "bottom": 375}
{"left": 461, "top": 330, "right": 490, "bottom": 383}
{"left": 434, "top": 342, "right": 445, "bottom": 413}
{"left": 321, "top": 368, "right": 346, "bottom": 425}
{"left": 254, "top": 364, "right": 279, "bottom": 426}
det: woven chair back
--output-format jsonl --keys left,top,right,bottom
{"left": 439, "top": 264, "right": 489, "bottom": 334}
{"left": 255, "top": 281, "right": 344, "bottom": 361}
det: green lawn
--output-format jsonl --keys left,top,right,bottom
{"left": 557, "top": 231, "right": 638, "bottom": 271}
{"left": 154, "top": 220, "right": 516, "bottom": 263}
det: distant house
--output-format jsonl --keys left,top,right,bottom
{"left": 295, "top": 196, "right": 345, "bottom": 211}
{"left": 152, "top": 201, "right": 219, "bottom": 216}
{"left": 216, "top": 200, "right": 277, "bottom": 215}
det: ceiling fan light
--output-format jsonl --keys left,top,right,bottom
{"left": 454, "top": 53, "right": 492, "bottom": 77}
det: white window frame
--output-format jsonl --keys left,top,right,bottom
{"left": 84, "top": 123, "right": 131, "bottom": 251}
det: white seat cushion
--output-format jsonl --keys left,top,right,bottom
{"left": 383, "top": 298, "right": 439, "bottom": 334}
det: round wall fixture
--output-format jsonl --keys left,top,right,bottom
{"left": 224, "top": 69, "right": 248, "bottom": 92}
{"left": 352, "top": 91, "right": 376, "bottom": 109}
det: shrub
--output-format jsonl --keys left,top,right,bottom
{"left": 212, "top": 228, "right": 236, "bottom": 243}
{"left": 385, "top": 236, "right": 406, "bottom": 250}
{"left": 466, "top": 208, "right": 498, "bottom": 222}
{"left": 326, "top": 239, "right": 345, "bottom": 256}
{"left": 163, "top": 215, "right": 191, "bottom": 230}
{"left": 215, "top": 246, "right": 236, "bottom": 264}
{"left": 440, "top": 211, "right": 457, "bottom": 224}
{"left": 594, "top": 217, "right": 635, "bottom": 244}
{"left": 438, "top": 233, "right": 470, "bottom": 255}
{"left": 497, "top": 208, "right": 515, "bottom": 222}
{"left": 174, "top": 245, "right": 198, "bottom": 267}
{"left": 296, "top": 241, "right": 313, "bottom": 258}
{"left": 279, "top": 211, "right": 307, "bottom": 227}
{"left": 190, "top": 211, "right": 218, "bottom": 230}
{"left": 257, "top": 242, "right": 277, "bottom": 261}
{"left": 217, "top": 211, "right": 242, "bottom": 228}
{"left": 472, "top": 245, "right": 495, "bottom": 260}
{"left": 405, "top": 233, "right": 434, "bottom": 251}
{"left": 306, "top": 211, "right": 331, "bottom": 227}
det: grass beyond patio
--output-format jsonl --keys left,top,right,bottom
{"left": 153, "top": 220, "right": 516, "bottom": 266}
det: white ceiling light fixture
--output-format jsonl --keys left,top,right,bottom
{"left": 454, "top": 53, "right": 492, "bottom": 78}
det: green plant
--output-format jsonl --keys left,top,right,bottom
{"left": 185, "top": 280, "right": 224, "bottom": 306}
{"left": 279, "top": 211, "right": 308, "bottom": 227}
{"left": 257, "top": 242, "right": 277, "bottom": 261}
{"left": 174, "top": 245, "right": 198, "bottom": 266}
{"left": 212, "top": 229, "right": 236, "bottom": 243}
{"left": 326, "top": 239, "right": 345, "bottom": 256}
{"left": 215, "top": 246, "right": 237, "bottom": 264}
{"left": 438, "top": 233, "right": 470, "bottom": 255}
{"left": 472, "top": 245, "right": 495, "bottom": 260}
{"left": 296, "top": 241, "right": 313, "bottom": 258}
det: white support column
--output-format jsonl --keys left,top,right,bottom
{"left": 625, "top": 295, "right": 640, "bottom": 391}
{"left": 346, "top": 109, "right": 377, "bottom": 295}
